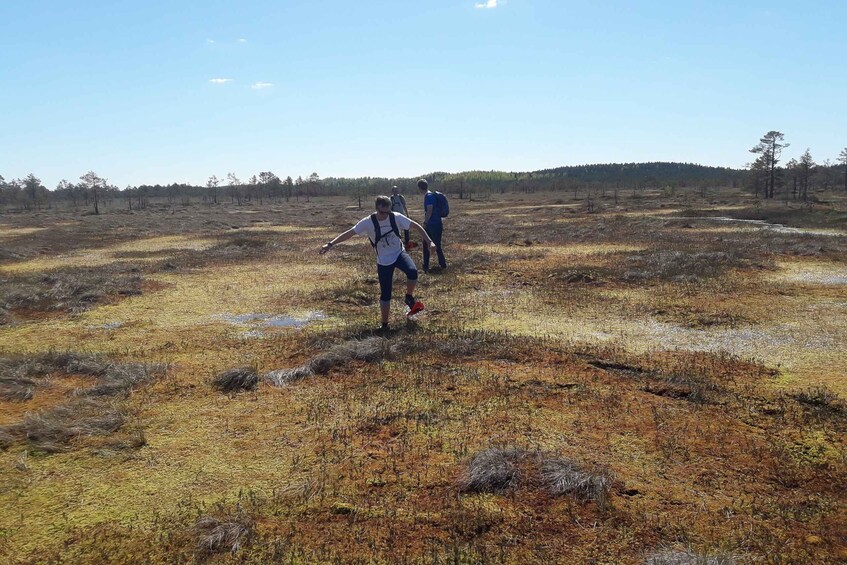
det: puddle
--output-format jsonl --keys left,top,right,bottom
{"left": 217, "top": 311, "right": 326, "bottom": 329}
{"left": 667, "top": 216, "right": 846, "bottom": 237}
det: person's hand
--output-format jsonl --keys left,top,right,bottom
{"left": 428, "top": 241, "right": 436, "bottom": 251}
{"left": 320, "top": 242, "right": 333, "bottom": 255}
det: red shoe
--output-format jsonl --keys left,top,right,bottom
{"left": 406, "top": 241, "right": 418, "bottom": 250}
{"left": 407, "top": 301, "right": 425, "bottom": 317}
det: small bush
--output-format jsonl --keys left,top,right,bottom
{"left": 212, "top": 367, "right": 259, "bottom": 392}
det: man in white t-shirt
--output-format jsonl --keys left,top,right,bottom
{"left": 320, "top": 195, "right": 436, "bottom": 331}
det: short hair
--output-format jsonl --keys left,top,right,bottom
{"left": 375, "top": 195, "right": 391, "bottom": 209}
{"left": 417, "top": 179, "right": 428, "bottom": 190}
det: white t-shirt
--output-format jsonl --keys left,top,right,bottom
{"left": 353, "top": 212, "right": 413, "bottom": 266}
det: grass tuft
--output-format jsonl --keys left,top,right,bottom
{"left": 539, "top": 456, "right": 612, "bottom": 508}
{"left": 0, "top": 399, "right": 125, "bottom": 453}
{"left": 0, "top": 376, "right": 35, "bottom": 401}
{"left": 193, "top": 515, "right": 254, "bottom": 554}
{"left": 457, "top": 447, "right": 526, "bottom": 493}
{"left": 264, "top": 337, "right": 397, "bottom": 387}
{"left": 212, "top": 367, "right": 259, "bottom": 392}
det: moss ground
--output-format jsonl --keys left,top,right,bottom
{"left": 1, "top": 190, "right": 845, "bottom": 563}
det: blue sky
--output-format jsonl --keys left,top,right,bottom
{"left": 1, "top": 1, "right": 845, "bottom": 188}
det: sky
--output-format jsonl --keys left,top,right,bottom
{"left": 1, "top": 0, "right": 846, "bottom": 188}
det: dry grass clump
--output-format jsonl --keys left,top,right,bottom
{"left": 0, "top": 376, "right": 36, "bottom": 401}
{"left": 193, "top": 515, "right": 254, "bottom": 554}
{"left": 622, "top": 250, "right": 758, "bottom": 283}
{"left": 540, "top": 457, "right": 612, "bottom": 508}
{"left": 457, "top": 447, "right": 526, "bottom": 493}
{"left": 264, "top": 337, "right": 398, "bottom": 386}
{"left": 0, "top": 351, "right": 165, "bottom": 399}
{"left": 458, "top": 447, "right": 611, "bottom": 505}
{"left": 0, "top": 399, "right": 126, "bottom": 453}
{"left": 212, "top": 366, "right": 259, "bottom": 392}
{"left": 0, "top": 352, "right": 165, "bottom": 452}
{"left": 644, "top": 549, "right": 739, "bottom": 564}
{"left": 0, "top": 266, "right": 142, "bottom": 315}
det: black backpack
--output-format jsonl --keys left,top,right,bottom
{"left": 369, "top": 213, "right": 400, "bottom": 249}
{"left": 433, "top": 191, "right": 449, "bottom": 217}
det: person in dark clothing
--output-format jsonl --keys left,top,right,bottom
{"left": 417, "top": 179, "right": 447, "bottom": 272}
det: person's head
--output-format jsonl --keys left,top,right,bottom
{"left": 375, "top": 195, "right": 391, "bottom": 217}
{"left": 417, "top": 179, "right": 428, "bottom": 192}
{"left": 391, "top": 185, "right": 399, "bottom": 195}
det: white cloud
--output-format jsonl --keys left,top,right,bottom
{"left": 251, "top": 82, "right": 273, "bottom": 90}
{"left": 238, "top": 38, "right": 247, "bottom": 43}
{"left": 209, "top": 78, "right": 233, "bottom": 84}
{"left": 475, "top": 0, "right": 498, "bottom": 8}
{"left": 207, "top": 39, "right": 216, "bottom": 44}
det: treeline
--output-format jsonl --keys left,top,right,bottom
{"left": 747, "top": 131, "right": 847, "bottom": 200}
{"left": 2, "top": 148, "right": 846, "bottom": 213}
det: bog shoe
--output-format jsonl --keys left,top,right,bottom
{"left": 407, "top": 301, "right": 425, "bottom": 317}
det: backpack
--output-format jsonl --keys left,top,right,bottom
{"left": 433, "top": 191, "right": 449, "bottom": 218}
{"left": 369, "top": 213, "right": 400, "bottom": 249}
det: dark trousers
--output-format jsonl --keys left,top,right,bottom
{"left": 403, "top": 229, "right": 410, "bottom": 245}
{"left": 423, "top": 222, "right": 447, "bottom": 270}
{"left": 377, "top": 252, "right": 418, "bottom": 304}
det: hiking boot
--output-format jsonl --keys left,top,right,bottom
{"left": 404, "top": 294, "right": 416, "bottom": 309}
{"left": 407, "top": 301, "right": 425, "bottom": 317}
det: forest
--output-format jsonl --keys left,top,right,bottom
{"left": 3, "top": 133, "right": 846, "bottom": 213}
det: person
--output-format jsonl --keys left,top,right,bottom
{"left": 389, "top": 185, "right": 413, "bottom": 248}
{"left": 320, "top": 196, "right": 436, "bottom": 331}
{"left": 417, "top": 179, "right": 447, "bottom": 272}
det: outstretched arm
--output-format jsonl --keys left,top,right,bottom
{"left": 409, "top": 220, "right": 437, "bottom": 251}
{"left": 320, "top": 227, "right": 357, "bottom": 254}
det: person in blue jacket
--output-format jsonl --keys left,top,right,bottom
{"left": 417, "top": 179, "right": 447, "bottom": 272}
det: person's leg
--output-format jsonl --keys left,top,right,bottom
{"left": 377, "top": 263, "right": 395, "bottom": 326}
{"left": 404, "top": 229, "right": 410, "bottom": 246}
{"left": 429, "top": 223, "right": 446, "bottom": 269}
{"left": 422, "top": 226, "right": 431, "bottom": 272}
{"left": 394, "top": 252, "right": 418, "bottom": 301}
